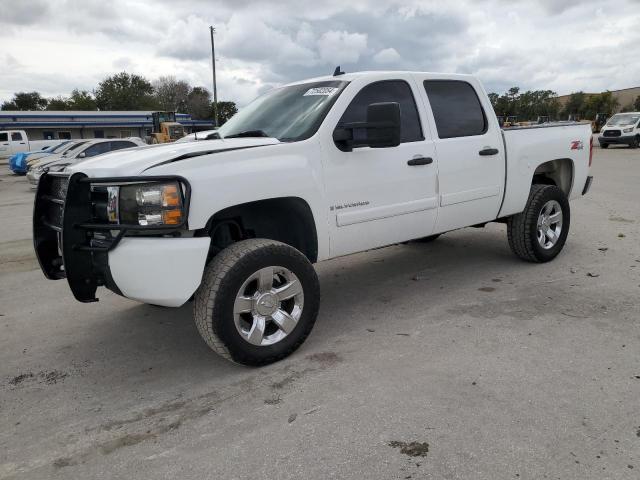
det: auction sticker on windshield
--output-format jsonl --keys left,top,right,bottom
{"left": 303, "top": 87, "right": 339, "bottom": 96}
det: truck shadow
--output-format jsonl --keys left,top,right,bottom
{"left": 74, "top": 225, "right": 531, "bottom": 377}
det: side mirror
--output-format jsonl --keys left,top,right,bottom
{"left": 333, "top": 102, "right": 401, "bottom": 151}
{"left": 77, "top": 152, "right": 86, "bottom": 159}
{"left": 365, "top": 102, "right": 401, "bottom": 149}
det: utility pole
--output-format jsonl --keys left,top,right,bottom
{"left": 210, "top": 25, "right": 219, "bottom": 127}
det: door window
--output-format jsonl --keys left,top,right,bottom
{"left": 423, "top": 80, "right": 487, "bottom": 139}
{"left": 0, "top": 133, "right": 8, "bottom": 142}
{"left": 82, "top": 142, "right": 111, "bottom": 158}
{"left": 108, "top": 141, "right": 136, "bottom": 151}
{"left": 11, "top": 132, "right": 23, "bottom": 141}
{"left": 339, "top": 80, "right": 423, "bottom": 143}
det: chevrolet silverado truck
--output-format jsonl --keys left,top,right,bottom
{"left": 33, "top": 71, "right": 593, "bottom": 365}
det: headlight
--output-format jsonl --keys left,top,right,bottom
{"left": 108, "top": 181, "right": 185, "bottom": 226}
{"left": 623, "top": 127, "right": 633, "bottom": 133}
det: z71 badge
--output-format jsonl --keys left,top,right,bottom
{"left": 570, "top": 140, "right": 584, "bottom": 150}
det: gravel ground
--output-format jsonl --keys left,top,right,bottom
{"left": 0, "top": 143, "right": 639, "bottom": 480}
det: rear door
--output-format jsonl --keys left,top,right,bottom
{"left": 321, "top": 77, "right": 439, "bottom": 257}
{"left": 416, "top": 77, "right": 505, "bottom": 232}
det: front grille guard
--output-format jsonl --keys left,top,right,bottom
{"left": 33, "top": 172, "right": 191, "bottom": 302}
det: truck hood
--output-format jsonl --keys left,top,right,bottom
{"left": 67, "top": 137, "right": 281, "bottom": 177}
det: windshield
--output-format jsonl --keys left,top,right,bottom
{"left": 608, "top": 114, "right": 640, "bottom": 126}
{"left": 169, "top": 126, "right": 184, "bottom": 139}
{"left": 50, "top": 142, "right": 70, "bottom": 153}
{"left": 217, "top": 80, "right": 348, "bottom": 142}
{"left": 62, "top": 141, "right": 87, "bottom": 156}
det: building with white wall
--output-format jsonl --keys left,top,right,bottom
{"left": 0, "top": 111, "right": 214, "bottom": 140}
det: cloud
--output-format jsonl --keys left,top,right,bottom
{"left": 1, "top": 0, "right": 640, "bottom": 107}
{"left": 318, "top": 30, "right": 368, "bottom": 65}
{"left": 373, "top": 48, "right": 402, "bottom": 65}
{"left": 0, "top": 0, "right": 50, "bottom": 25}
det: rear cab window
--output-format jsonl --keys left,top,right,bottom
{"left": 339, "top": 80, "right": 424, "bottom": 144}
{"left": 423, "top": 80, "right": 487, "bottom": 139}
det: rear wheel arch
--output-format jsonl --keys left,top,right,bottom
{"left": 197, "top": 197, "right": 319, "bottom": 264}
{"left": 531, "top": 158, "right": 574, "bottom": 196}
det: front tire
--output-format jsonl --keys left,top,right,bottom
{"left": 507, "top": 184, "right": 570, "bottom": 263}
{"left": 600, "top": 142, "right": 609, "bottom": 148}
{"left": 194, "top": 239, "right": 320, "bottom": 366}
{"left": 630, "top": 136, "right": 639, "bottom": 148}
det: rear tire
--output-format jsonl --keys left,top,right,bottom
{"left": 507, "top": 184, "right": 570, "bottom": 263}
{"left": 600, "top": 142, "right": 609, "bottom": 148}
{"left": 194, "top": 239, "right": 320, "bottom": 366}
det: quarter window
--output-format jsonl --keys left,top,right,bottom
{"left": 423, "top": 80, "right": 487, "bottom": 139}
{"left": 339, "top": 80, "right": 423, "bottom": 143}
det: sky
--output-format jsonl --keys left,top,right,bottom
{"left": 1, "top": 0, "right": 639, "bottom": 107}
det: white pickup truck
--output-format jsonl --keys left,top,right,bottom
{"left": 0, "top": 129, "right": 63, "bottom": 159}
{"left": 33, "top": 71, "right": 593, "bottom": 365}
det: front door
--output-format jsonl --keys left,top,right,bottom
{"left": 321, "top": 78, "right": 439, "bottom": 257}
{"left": 0, "top": 132, "right": 9, "bottom": 157}
{"left": 416, "top": 77, "right": 505, "bottom": 232}
{"left": 9, "top": 131, "right": 27, "bottom": 154}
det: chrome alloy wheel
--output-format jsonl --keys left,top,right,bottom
{"left": 233, "top": 266, "right": 304, "bottom": 346}
{"left": 537, "top": 200, "right": 563, "bottom": 249}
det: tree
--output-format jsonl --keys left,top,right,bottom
{"left": 487, "top": 92, "right": 499, "bottom": 110}
{"left": 186, "top": 86, "right": 212, "bottom": 120}
{"left": 1, "top": 91, "right": 48, "bottom": 110}
{"left": 215, "top": 101, "right": 238, "bottom": 125}
{"left": 583, "top": 91, "right": 618, "bottom": 119}
{"left": 68, "top": 89, "right": 97, "bottom": 110}
{"left": 562, "top": 91, "right": 586, "bottom": 119}
{"left": 634, "top": 95, "right": 640, "bottom": 111}
{"left": 489, "top": 87, "right": 559, "bottom": 120}
{"left": 95, "top": 72, "right": 158, "bottom": 110}
{"left": 46, "top": 96, "right": 70, "bottom": 110}
{"left": 153, "top": 76, "right": 190, "bottom": 112}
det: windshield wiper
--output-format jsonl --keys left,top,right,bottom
{"left": 223, "top": 130, "right": 270, "bottom": 139}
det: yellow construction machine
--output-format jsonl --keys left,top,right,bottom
{"left": 150, "top": 112, "right": 185, "bottom": 144}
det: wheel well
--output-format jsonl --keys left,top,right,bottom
{"left": 532, "top": 158, "right": 573, "bottom": 195}
{"left": 197, "top": 197, "right": 318, "bottom": 263}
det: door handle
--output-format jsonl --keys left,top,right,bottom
{"left": 407, "top": 156, "right": 433, "bottom": 166}
{"left": 479, "top": 148, "right": 499, "bottom": 156}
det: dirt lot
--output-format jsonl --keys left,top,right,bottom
{"left": 0, "top": 143, "right": 638, "bottom": 479}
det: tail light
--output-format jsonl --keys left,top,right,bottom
{"left": 589, "top": 135, "right": 593, "bottom": 167}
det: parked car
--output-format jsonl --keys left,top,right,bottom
{"left": 0, "top": 130, "right": 64, "bottom": 159}
{"left": 8, "top": 141, "right": 73, "bottom": 175}
{"left": 598, "top": 112, "right": 640, "bottom": 148}
{"left": 175, "top": 129, "right": 219, "bottom": 143}
{"left": 33, "top": 71, "right": 593, "bottom": 366}
{"left": 27, "top": 138, "right": 145, "bottom": 187}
